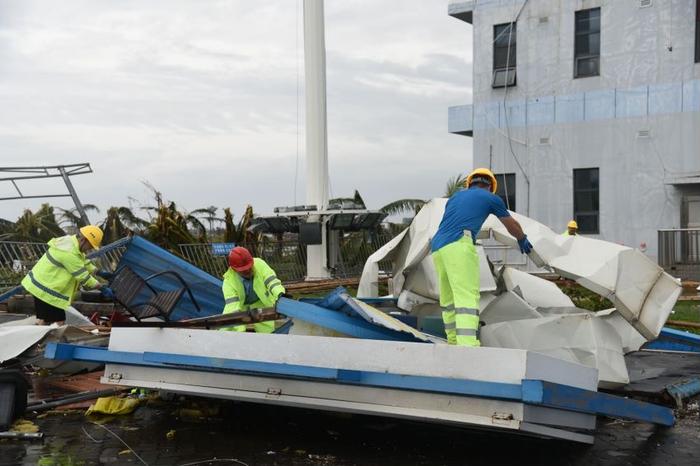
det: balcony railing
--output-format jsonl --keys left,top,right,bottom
{"left": 658, "top": 229, "right": 700, "bottom": 280}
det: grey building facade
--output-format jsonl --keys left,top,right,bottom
{"left": 448, "top": 0, "right": 700, "bottom": 262}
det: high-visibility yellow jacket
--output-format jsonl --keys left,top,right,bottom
{"left": 220, "top": 258, "right": 285, "bottom": 333}
{"left": 21, "top": 235, "right": 99, "bottom": 310}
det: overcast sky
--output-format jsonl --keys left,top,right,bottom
{"left": 0, "top": 0, "right": 473, "bottom": 224}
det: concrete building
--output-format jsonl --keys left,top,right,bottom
{"left": 447, "top": 0, "right": 700, "bottom": 263}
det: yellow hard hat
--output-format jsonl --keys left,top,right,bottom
{"left": 465, "top": 168, "right": 498, "bottom": 193}
{"left": 567, "top": 220, "right": 578, "bottom": 230}
{"left": 79, "top": 225, "right": 104, "bottom": 250}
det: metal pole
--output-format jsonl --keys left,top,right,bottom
{"left": 303, "top": 0, "right": 330, "bottom": 279}
{"left": 58, "top": 165, "right": 90, "bottom": 226}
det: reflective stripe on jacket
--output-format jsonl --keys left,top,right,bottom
{"left": 21, "top": 235, "right": 98, "bottom": 310}
{"left": 220, "top": 257, "right": 285, "bottom": 332}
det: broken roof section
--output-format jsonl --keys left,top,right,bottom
{"left": 359, "top": 199, "right": 680, "bottom": 340}
{"left": 483, "top": 212, "right": 681, "bottom": 339}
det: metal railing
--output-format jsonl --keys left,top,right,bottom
{"left": 0, "top": 241, "right": 48, "bottom": 291}
{"left": 1, "top": 232, "right": 394, "bottom": 292}
{"left": 658, "top": 228, "right": 700, "bottom": 280}
{"left": 0, "top": 239, "right": 127, "bottom": 292}
{"left": 179, "top": 233, "right": 394, "bottom": 283}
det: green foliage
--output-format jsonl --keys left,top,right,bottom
{"left": 556, "top": 281, "right": 614, "bottom": 311}
{"left": 223, "top": 205, "right": 258, "bottom": 244}
{"left": 444, "top": 173, "right": 467, "bottom": 198}
{"left": 379, "top": 199, "right": 426, "bottom": 217}
{"left": 56, "top": 204, "right": 100, "bottom": 229}
{"left": 191, "top": 205, "right": 223, "bottom": 234}
{"left": 8, "top": 203, "right": 65, "bottom": 242}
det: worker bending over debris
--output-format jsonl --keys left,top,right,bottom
{"left": 563, "top": 220, "right": 578, "bottom": 236}
{"left": 21, "top": 225, "right": 113, "bottom": 326}
{"left": 221, "top": 246, "right": 285, "bottom": 333}
{"left": 431, "top": 168, "right": 532, "bottom": 347}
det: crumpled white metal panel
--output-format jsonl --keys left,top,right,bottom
{"left": 345, "top": 297, "right": 444, "bottom": 344}
{"left": 481, "top": 313, "right": 629, "bottom": 388}
{"left": 481, "top": 291, "right": 542, "bottom": 325}
{"left": 502, "top": 267, "right": 574, "bottom": 309}
{"left": 358, "top": 198, "right": 494, "bottom": 300}
{"left": 482, "top": 212, "right": 682, "bottom": 339}
{"left": 596, "top": 309, "right": 647, "bottom": 355}
{"left": 0, "top": 325, "right": 53, "bottom": 363}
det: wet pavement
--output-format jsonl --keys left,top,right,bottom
{"left": 1, "top": 396, "right": 699, "bottom": 466}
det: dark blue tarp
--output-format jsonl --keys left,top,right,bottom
{"left": 115, "top": 236, "right": 223, "bottom": 320}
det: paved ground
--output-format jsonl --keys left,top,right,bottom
{"left": 1, "top": 397, "right": 699, "bottom": 466}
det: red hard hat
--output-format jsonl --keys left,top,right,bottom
{"left": 228, "top": 247, "right": 253, "bottom": 272}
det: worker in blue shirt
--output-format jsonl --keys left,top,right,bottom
{"left": 431, "top": 168, "right": 532, "bottom": 347}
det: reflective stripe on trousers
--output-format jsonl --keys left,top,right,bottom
{"left": 431, "top": 235, "right": 481, "bottom": 347}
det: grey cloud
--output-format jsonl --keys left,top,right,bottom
{"left": 0, "top": 0, "right": 473, "bottom": 221}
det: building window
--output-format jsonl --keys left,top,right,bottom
{"left": 696, "top": 0, "right": 700, "bottom": 63}
{"left": 495, "top": 173, "right": 516, "bottom": 211}
{"left": 493, "top": 22, "right": 516, "bottom": 88}
{"left": 573, "top": 168, "right": 599, "bottom": 234}
{"left": 574, "top": 8, "right": 601, "bottom": 78}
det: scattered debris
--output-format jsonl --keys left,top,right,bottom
{"left": 86, "top": 396, "right": 140, "bottom": 416}
{"left": 88, "top": 422, "right": 148, "bottom": 466}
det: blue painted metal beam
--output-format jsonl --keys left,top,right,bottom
{"left": 0, "top": 285, "right": 24, "bottom": 304}
{"left": 666, "top": 378, "right": 700, "bottom": 408}
{"left": 276, "top": 298, "right": 418, "bottom": 342}
{"left": 46, "top": 342, "right": 675, "bottom": 426}
{"left": 644, "top": 327, "right": 700, "bottom": 353}
{"left": 357, "top": 297, "right": 398, "bottom": 305}
{"left": 522, "top": 380, "right": 674, "bottom": 427}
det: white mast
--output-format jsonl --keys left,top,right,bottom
{"left": 303, "top": 0, "right": 331, "bottom": 279}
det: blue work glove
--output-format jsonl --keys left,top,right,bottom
{"left": 96, "top": 270, "right": 114, "bottom": 280}
{"left": 517, "top": 235, "right": 533, "bottom": 254}
{"left": 100, "top": 286, "right": 115, "bottom": 300}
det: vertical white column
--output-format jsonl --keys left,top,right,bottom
{"left": 304, "top": 0, "right": 330, "bottom": 279}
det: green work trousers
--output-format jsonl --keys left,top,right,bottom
{"left": 432, "top": 235, "right": 480, "bottom": 347}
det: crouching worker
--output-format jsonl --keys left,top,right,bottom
{"left": 220, "top": 246, "right": 285, "bottom": 333}
{"left": 21, "top": 225, "right": 113, "bottom": 326}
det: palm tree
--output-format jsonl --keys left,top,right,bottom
{"left": 379, "top": 198, "right": 427, "bottom": 217}
{"left": 143, "top": 200, "right": 207, "bottom": 250}
{"left": 444, "top": 173, "right": 468, "bottom": 197}
{"left": 223, "top": 205, "right": 257, "bottom": 244}
{"left": 0, "top": 218, "right": 14, "bottom": 241}
{"left": 191, "top": 206, "right": 223, "bottom": 235}
{"left": 100, "top": 206, "right": 149, "bottom": 245}
{"left": 56, "top": 204, "right": 101, "bottom": 231}
{"left": 378, "top": 172, "right": 468, "bottom": 218}
{"left": 10, "top": 204, "right": 65, "bottom": 242}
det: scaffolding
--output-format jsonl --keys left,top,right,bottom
{"left": 0, "top": 163, "right": 93, "bottom": 225}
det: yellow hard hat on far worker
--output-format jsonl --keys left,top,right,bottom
{"left": 567, "top": 220, "right": 578, "bottom": 230}
{"left": 80, "top": 225, "right": 104, "bottom": 250}
{"left": 465, "top": 168, "right": 498, "bottom": 193}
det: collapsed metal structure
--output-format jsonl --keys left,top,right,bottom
{"left": 0, "top": 226, "right": 679, "bottom": 444}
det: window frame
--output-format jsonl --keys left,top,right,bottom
{"left": 695, "top": 0, "right": 700, "bottom": 63}
{"left": 573, "top": 168, "right": 600, "bottom": 235}
{"left": 494, "top": 173, "right": 516, "bottom": 212}
{"left": 574, "top": 8, "right": 601, "bottom": 79}
{"left": 493, "top": 22, "right": 517, "bottom": 88}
